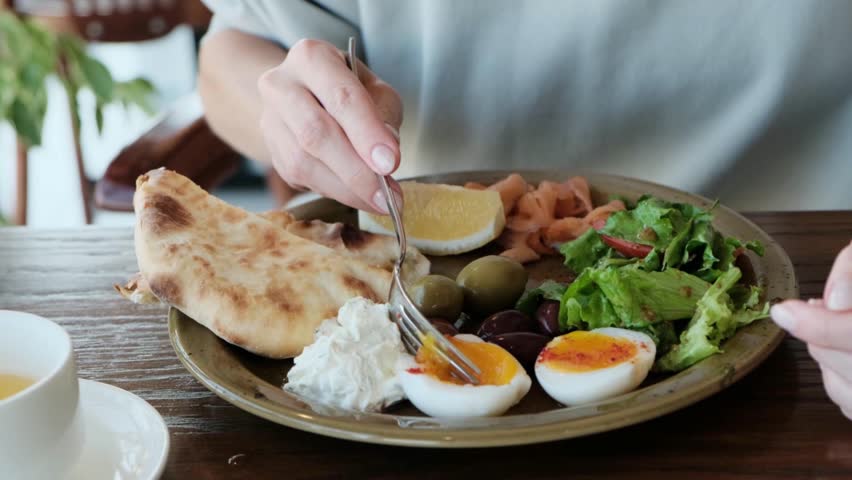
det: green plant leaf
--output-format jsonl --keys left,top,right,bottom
{"left": 0, "top": 65, "right": 14, "bottom": 118}
{"left": 79, "top": 56, "right": 114, "bottom": 101}
{"left": 19, "top": 62, "right": 46, "bottom": 91}
{"left": 0, "top": 12, "right": 30, "bottom": 60}
{"left": 95, "top": 100, "right": 105, "bottom": 134}
{"left": 114, "top": 77, "right": 156, "bottom": 114}
{"left": 0, "top": 13, "right": 157, "bottom": 149}
{"left": 21, "top": 19, "right": 56, "bottom": 70}
{"left": 11, "top": 98, "right": 41, "bottom": 146}
{"left": 33, "top": 82, "right": 48, "bottom": 120}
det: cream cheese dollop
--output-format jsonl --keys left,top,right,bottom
{"left": 284, "top": 297, "right": 408, "bottom": 412}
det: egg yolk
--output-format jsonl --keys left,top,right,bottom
{"left": 538, "top": 331, "right": 638, "bottom": 372}
{"left": 411, "top": 335, "right": 518, "bottom": 385}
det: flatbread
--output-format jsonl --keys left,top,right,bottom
{"left": 130, "top": 168, "right": 428, "bottom": 358}
{"left": 263, "top": 210, "right": 427, "bottom": 275}
{"left": 115, "top": 273, "right": 159, "bottom": 304}
{"left": 118, "top": 210, "right": 428, "bottom": 303}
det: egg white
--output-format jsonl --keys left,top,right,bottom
{"left": 397, "top": 334, "right": 531, "bottom": 418}
{"left": 535, "top": 327, "right": 655, "bottom": 406}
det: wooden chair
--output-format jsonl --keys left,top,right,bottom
{"left": 94, "top": 91, "right": 243, "bottom": 212}
{"left": 95, "top": 92, "right": 296, "bottom": 212}
{"left": 9, "top": 0, "right": 223, "bottom": 224}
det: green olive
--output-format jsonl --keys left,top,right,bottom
{"left": 456, "top": 255, "right": 528, "bottom": 316}
{"left": 409, "top": 275, "right": 465, "bottom": 321}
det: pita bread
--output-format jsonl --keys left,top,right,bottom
{"left": 115, "top": 273, "right": 159, "bottom": 304}
{"left": 118, "top": 210, "right": 428, "bottom": 303}
{"left": 262, "top": 210, "right": 427, "bottom": 274}
{"left": 130, "top": 168, "right": 428, "bottom": 358}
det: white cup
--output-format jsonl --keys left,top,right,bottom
{"left": 0, "top": 311, "right": 84, "bottom": 480}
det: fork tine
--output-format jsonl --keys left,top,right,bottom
{"left": 399, "top": 330, "right": 418, "bottom": 355}
{"left": 396, "top": 281, "right": 482, "bottom": 378}
{"left": 397, "top": 308, "right": 424, "bottom": 345}
{"left": 390, "top": 303, "right": 423, "bottom": 351}
{"left": 396, "top": 314, "right": 423, "bottom": 355}
{"left": 399, "top": 305, "right": 482, "bottom": 384}
{"left": 400, "top": 335, "right": 418, "bottom": 355}
{"left": 394, "top": 278, "right": 482, "bottom": 383}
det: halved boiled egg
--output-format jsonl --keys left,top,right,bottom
{"left": 398, "top": 334, "right": 531, "bottom": 417}
{"left": 535, "top": 328, "right": 655, "bottom": 406}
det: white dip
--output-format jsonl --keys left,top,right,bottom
{"left": 284, "top": 297, "right": 408, "bottom": 412}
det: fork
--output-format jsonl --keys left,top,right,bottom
{"left": 345, "top": 37, "right": 481, "bottom": 385}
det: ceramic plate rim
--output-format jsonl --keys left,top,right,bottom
{"left": 167, "top": 170, "right": 797, "bottom": 448}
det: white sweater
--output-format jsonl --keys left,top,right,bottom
{"left": 202, "top": 0, "right": 852, "bottom": 210}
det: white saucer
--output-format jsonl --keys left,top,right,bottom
{"left": 67, "top": 379, "right": 170, "bottom": 480}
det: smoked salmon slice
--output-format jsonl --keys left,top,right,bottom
{"left": 487, "top": 173, "right": 528, "bottom": 214}
{"left": 465, "top": 173, "right": 622, "bottom": 264}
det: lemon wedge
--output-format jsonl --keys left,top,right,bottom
{"left": 358, "top": 182, "right": 505, "bottom": 256}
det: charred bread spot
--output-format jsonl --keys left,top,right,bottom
{"left": 287, "top": 259, "right": 309, "bottom": 271}
{"left": 265, "top": 285, "right": 303, "bottom": 315}
{"left": 261, "top": 228, "right": 278, "bottom": 249}
{"left": 223, "top": 208, "right": 248, "bottom": 223}
{"left": 261, "top": 210, "right": 295, "bottom": 228}
{"left": 340, "top": 223, "right": 369, "bottom": 249}
{"left": 148, "top": 275, "right": 183, "bottom": 306}
{"left": 342, "top": 274, "right": 380, "bottom": 302}
{"left": 142, "top": 193, "right": 193, "bottom": 234}
{"left": 191, "top": 255, "right": 213, "bottom": 271}
{"left": 222, "top": 285, "right": 250, "bottom": 310}
{"left": 238, "top": 254, "right": 257, "bottom": 268}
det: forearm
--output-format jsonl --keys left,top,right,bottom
{"left": 198, "top": 28, "right": 287, "bottom": 164}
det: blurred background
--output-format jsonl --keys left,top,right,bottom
{"left": 1, "top": 0, "right": 276, "bottom": 228}
{"left": 3, "top": 1, "right": 850, "bottom": 229}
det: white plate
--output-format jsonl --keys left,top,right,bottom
{"left": 67, "top": 379, "right": 169, "bottom": 479}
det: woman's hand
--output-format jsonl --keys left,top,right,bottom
{"left": 771, "top": 241, "right": 852, "bottom": 420}
{"left": 257, "top": 39, "right": 404, "bottom": 213}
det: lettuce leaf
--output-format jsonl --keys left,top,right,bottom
{"left": 659, "top": 204, "right": 716, "bottom": 275}
{"left": 636, "top": 321, "right": 679, "bottom": 355}
{"left": 600, "top": 196, "right": 697, "bottom": 249}
{"left": 555, "top": 194, "right": 771, "bottom": 371}
{"left": 559, "top": 229, "right": 611, "bottom": 274}
{"left": 642, "top": 248, "right": 663, "bottom": 271}
{"left": 559, "top": 269, "right": 621, "bottom": 331}
{"left": 654, "top": 267, "right": 769, "bottom": 372}
{"left": 662, "top": 218, "right": 694, "bottom": 270}
{"left": 559, "top": 265, "right": 710, "bottom": 332}
{"left": 561, "top": 195, "right": 764, "bottom": 283}
{"left": 745, "top": 240, "right": 765, "bottom": 256}
{"left": 596, "top": 248, "right": 661, "bottom": 271}
{"left": 729, "top": 284, "right": 762, "bottom": 310}
{"left": 589, "top": 267, "right": 710, "bottom": 327}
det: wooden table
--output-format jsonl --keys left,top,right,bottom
{"left": 1, "top": 212, "right": 851, "bottom": 479}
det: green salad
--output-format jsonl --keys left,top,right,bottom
{"left": 517, "top": 195, "right": 769, "bottom": 372}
